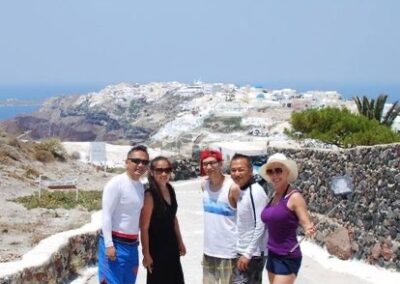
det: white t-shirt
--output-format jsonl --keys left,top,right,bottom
{"left": 101, "top": 172, "right": 145, "bottom": 247}
{"left": 236, "top": 182, "right": 269, "bottom": 259}
{"left": 203, "top": 177, "right": 237, "bottom": 258}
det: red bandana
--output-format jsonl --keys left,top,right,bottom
{"left": 199, "top": 150, "right": 223, "bottom": 176}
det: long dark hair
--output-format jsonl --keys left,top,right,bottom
{"left": 147, "top": 156, "right": 174, "bottom": 214}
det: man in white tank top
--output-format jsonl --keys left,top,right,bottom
{"left": 200, "top": 149, "right": 240, "bottom": 284}
{"left": 98, "top": 145, "right": 149, "bottom": 284}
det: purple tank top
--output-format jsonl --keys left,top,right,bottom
{"left": 261, "top": 190, "right": 301, "bottom": 258}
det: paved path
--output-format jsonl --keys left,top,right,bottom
{"left": 76, "top": 179, "right": 398, "bottom": 284}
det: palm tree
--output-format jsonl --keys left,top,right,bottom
{"left": 353, "top": 94, "right": 400, "bottom": 126}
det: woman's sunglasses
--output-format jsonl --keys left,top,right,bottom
{"left": 154, "top": 167, "right": 172, "bottom": 174}
{"left": 266, "top": 167, "right": 283, "bottom": 175}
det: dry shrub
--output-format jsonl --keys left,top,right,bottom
{"left": 0, "top": 153, "right": 12, "bottom": 165}
{"left": 35, "top": 138, "right": 67, "bottom": 161}
{"left": 35, "top": 150, "right": 55, "bottom": 163}
{"left": 6, "top": 137, "right": 19, "bottom": 147}
{"left": 70, "top": 151, "right": 81, "bottom": 160}
{"left": 0, "top": 144, "right": 23, "bottom": 162}
{"left": 23, "top": 166, "right": 40, "bottom": 179}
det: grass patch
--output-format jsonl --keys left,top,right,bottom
{"left": 11, "top": 190, "right": 102, "bottom": 211}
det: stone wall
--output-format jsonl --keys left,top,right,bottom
{"left": 0, "top": 213, "right": 100, "bottom": 284}
{"left": 269, "top": 143, "right": 400, "bottom": 270}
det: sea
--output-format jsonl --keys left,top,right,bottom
{"left": 0, "top": 85, "right": 102, "bottom": 120}
{"left": 0, "top": 83, "right": 399, "bottom": 120}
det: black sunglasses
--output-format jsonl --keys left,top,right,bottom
{"left": 202, "top": 160, "right": 219, "bottom": 167}
{"left": 266, "top": 167, "right": 283, "bottom": 175}
{"left": 127, "top": 158, "right": 149, "bottom": 166}
{"left": 153, "top": 167, "right": 172, "bottom": 174}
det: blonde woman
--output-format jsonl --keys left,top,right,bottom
{"left": 260, "top": 153, "right": 315, "bottom": 284}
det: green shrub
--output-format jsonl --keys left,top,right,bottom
{"left": 11, "top": 190, "right": 102, "bottom": 211}
{"left": 290, "top": 107, "right": 400, "bottom": 148}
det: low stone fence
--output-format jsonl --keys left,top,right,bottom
{"left": 0, "top": 213, "right": 101, "bottom": 284}
{"left": 272, "top": 143, "right": 400, "bottom": 271}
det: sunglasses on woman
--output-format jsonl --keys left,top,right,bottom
{"left": 266, "top": 167, "right": 283, "bottom": 175}
{"left": 154, "top": 167, "right": 173, "bottom": 174}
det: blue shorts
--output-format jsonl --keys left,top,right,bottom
{"left": 266, "top": 252, "right": 302, "bottom": 276}
{"left": 98, "top": 235, "right": 139, "bottom": 284}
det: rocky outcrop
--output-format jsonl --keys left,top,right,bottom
{"left": 0, "top": 83, "right": 194, "bottom": 143}
{"left": 325, "top": 227, "right": 352, "bottom": 260}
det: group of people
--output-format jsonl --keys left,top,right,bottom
{"left": 97, "top": 145, "right": 315, "bottom": 284}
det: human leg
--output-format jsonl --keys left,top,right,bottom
{"left": 267, "top": 271, "right": 275, "bottom": 284}
{"left": 232, "top": 255, "right": 266, "bottom": 284}
{"left": 202, "top": 255, "right": 235, "bottom": 284}
{"left": 269, "top": 274, "right": 296, "bottom": 284}
{"left": 266, "top": 253, "right": 301, "bottom": 284}
{"left": 98, "top": 235, "right": 123, "bottom": 284}
{"left": 115, "top": 239, "right": 139, "bottom": 284}
{"left": 247, "top": 255, "right": 266, "bottom": 284}
{"left": 217, "top": 257, "right": 236, "bottom": 284}
{"left": 147, "top": 253, "right": 184, "bottom": 284}
{"left": 202, "top": 254, "right": 217, "bottom": 284}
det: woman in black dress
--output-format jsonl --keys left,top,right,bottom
{"left": 140, "top": 156, "right": 186, "bottom": 284}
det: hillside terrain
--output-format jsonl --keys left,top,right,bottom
{"left": 0, "top": 130, "right": 112, "bottom": 262}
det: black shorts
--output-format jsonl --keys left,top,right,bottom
{"left": 266, "top": 252, "right": 302, "bottom": 275}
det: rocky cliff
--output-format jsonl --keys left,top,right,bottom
{"left": 0, "top": 83, "right": 202, "bottom": 143}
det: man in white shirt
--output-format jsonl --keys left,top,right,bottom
{"left": 230, "top": 153, "right": 269, "bottom": 284}
{"left": 98, "top": 145, "right": 149, "bottom": 284}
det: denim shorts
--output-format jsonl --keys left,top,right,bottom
{"left": 266, "top": 252, "right": 302, "bottom": 275}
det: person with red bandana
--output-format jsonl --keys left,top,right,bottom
{"left": 200, "top": 149, "right": 240, "bottom": 284}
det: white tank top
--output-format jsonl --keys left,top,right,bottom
{"left": 203, "top": 177, "right": 237, "bottom": 258}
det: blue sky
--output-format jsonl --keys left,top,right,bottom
{"left": 0, "top": 0, "right": 399, "bottom": 98}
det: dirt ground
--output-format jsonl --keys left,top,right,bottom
{"left": 0, "top": 160, "right": 114, "bottom": 262}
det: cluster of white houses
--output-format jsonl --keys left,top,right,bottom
{"left": 79, "top": 81, "right": 399, "bottom": 140}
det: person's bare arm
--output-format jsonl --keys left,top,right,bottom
{"left": 140, "top": 192, "right": 154, "bottom": 273}
{"left": 228, "top": 183, "right": 241, "bottom": 208}
{"left": 174, "top": 217, "right": 186, "bottom": 256}
{"left": 289, "top": 192, "right": 315, "bottom": 237}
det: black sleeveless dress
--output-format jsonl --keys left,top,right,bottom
{"left": 146, "top": 185, "right": 185, "bottom": 284}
